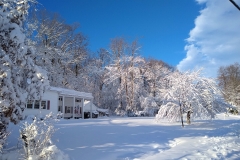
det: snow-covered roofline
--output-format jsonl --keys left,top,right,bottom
{"left": 49, "top": 87, "right": 93, "bottom": 99}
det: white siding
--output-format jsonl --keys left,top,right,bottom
{"left": 23, "top": 87, "right": 94, "bottom": 119}
{"left": 24, "top": 90, "right": 59, "bottom": 117}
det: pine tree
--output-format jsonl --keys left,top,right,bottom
{"left": 0, "top": 0, "right": 49, "bottom": 149}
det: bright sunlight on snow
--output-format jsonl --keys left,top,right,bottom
{"left": 3, "top": 113, "right": 240, "bottom": 160}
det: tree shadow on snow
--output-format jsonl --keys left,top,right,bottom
{"left": 52, "top": 117, "right": 240, "bottom": 160}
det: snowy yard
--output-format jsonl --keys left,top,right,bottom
{"left": 2, "top": 113, "right": 240, "bottom": 160}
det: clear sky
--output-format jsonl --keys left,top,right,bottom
{"left": 36, "top": 0, "right": 201, "bottom": 66}
{"left": 36, "top": 0, "right": 240, "bottom": 77}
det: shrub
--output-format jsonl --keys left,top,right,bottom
{"left": 19, "top": 113, "right": 69, "bottom": 160}
{"left": 228, "top": 108, "right": 239, "bottom": 115}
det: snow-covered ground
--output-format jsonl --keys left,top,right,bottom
{"left": 2, "top": 113, "right": 240, "bottom": 160}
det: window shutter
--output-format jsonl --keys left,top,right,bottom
{"left": 47, "top": 100, "right": 50, "bottom": 110}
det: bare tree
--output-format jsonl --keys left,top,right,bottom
{"left": 108, "top": 38, "right": 127, "bottom": 114}
{"left": 217, "top": 62, "right": 240, "bottom": 108}
{"left": 29, "top": 9, "right": 88, "bottom": 88}
{"left": 105, "top": 38, "right": 145, "bottom": 115}
{"left": 144, "top": 59, "right": 173, "bottom": 98}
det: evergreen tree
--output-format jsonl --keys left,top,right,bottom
{"left": 0, "top": 0, "right": 49, "bottom": 149}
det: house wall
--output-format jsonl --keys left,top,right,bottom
{"left": 24, "top": 90, "right": 59, "bottom": 117}
{"left": 24, "top": 87, "right": 94, "bottom": 119}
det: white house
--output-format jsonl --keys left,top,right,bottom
{"left": 24, "top": 87, "right": 96, "bottom": 119}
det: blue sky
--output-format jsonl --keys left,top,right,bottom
{"left": 36, "top": 0, "right": 240, "bottom": 77}
{"left": 37, "top": 0, "right": 201, "bottom": 66}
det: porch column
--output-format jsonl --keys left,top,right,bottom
{"left": 81, "top": 98, "right": 84, "bottom": 119}
{"left": 90, "top": 98, "right": 93, "bottom": 118}
{"left": 62, "top": 95, "right": 65, "bottom": 118}
{"left": 73, "top": 97, "right": 75, "bottom": 119}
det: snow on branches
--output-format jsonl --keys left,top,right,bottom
{"left": 104, "top": 38, "right": 145, "bottom": 115}
{"left": 0, "top": 0, "right": 49, "bottom": 149}
{"left": 20, "top": 114, "right": 69, "bottom": 160}
{"left": 156, "top": 69, "right": 224, "bottom": 126}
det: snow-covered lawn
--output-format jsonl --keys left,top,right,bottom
{"left": 3, "top": 113, "right": 240, "bottom": 160}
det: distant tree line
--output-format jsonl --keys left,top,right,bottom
{"left": 217, "top": 62, "right": 240, "bottom": 109}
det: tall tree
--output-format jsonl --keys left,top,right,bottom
{"left": 0, "top": 0, "right": 49, "bottom": 149}
{"left": 87, "top": 49, "right": 111, "bottom": 107}
{"left": 138, "top": 59, "right": 173, "bottom": 114}
{"left": 105, "top": 38, "right": 127, "bottom": 114}
{"left": 144, "top": 59, "right": 173, "bottom": 96}
{"left": 105, "top": 38, "right": 145, "bottom": 115}
{"left": 30, "top": 9, "right": 88, "bottom": 88}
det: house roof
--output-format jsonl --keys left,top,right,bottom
{"left": 84, "top": 101, "right": 108, "bottom": 113}
{"left": 49, "top": 87, "right": 93, "bottom": 99}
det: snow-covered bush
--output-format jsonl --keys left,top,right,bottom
{"left": 228, "top": 107, "right": 239, "bottom": 115}
{"left": 57, "top": 111, "right": 63, "bottom": 119}
{"left": 19, "top": 114, "right": 68, "bottom": 160}
{"left": 156, "top": 102, "right": 180, "bottom": 122}
{"left": 115, "top": 106, "right": 127, "bottom": 116}
{"left": 139, "top": 96, "right": 158, "bottom": 116}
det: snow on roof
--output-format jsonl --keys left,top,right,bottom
{"left": 49, "top": 87, "right": 93, "bottom": 99}
{"left": 84, "top": 101, "right": 108, "bottom": 113}
{"left": 97, "top": 108, "right": 109, "bottom": 113}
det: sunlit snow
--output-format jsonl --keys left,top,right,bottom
{"left": 2, "top": 113, "right": 240, "bottom": 160}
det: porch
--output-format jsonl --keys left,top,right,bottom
{"left": 50, "top": 87, "right": 94, "bottom": 119}
{"left": 58, "top": 97, "right": 94, "bottom": 119}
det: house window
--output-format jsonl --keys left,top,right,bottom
{"left": 27, "top": 100, "right": 33, "bottom": 109}
{"left": 34, "top": 100, "right": 40, "bottom": 109}
{"left": 58, "top": 106, "right": 62, "bottom": 112}
{"left": 41, "top": 100, "right": 46, "bottom": 109}
{"left": 65, "top": 106, "right": 72, "bottom": 113}
{"left": 59, "top": 97, "right": 63, "bottom": 101}
{"left": 75, "top": 98, "right": 81, "bottom": 102}
{"left": 74, "top": 106, "right": 82, "bottom": 114}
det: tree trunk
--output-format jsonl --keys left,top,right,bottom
{"left": 130, "top": 71, "right": 134, "bottom": 110}
{"left": 187, "top": 111, "right": 191, "bottom": 125}
{"left": 179, "top": 104, "right": 184, "bottom": 127}
{"left": 153, "top": 80, "right": 156, "bottom": 97}
{"left": 75, "top": 64, "right": 78, "bottom": 77}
